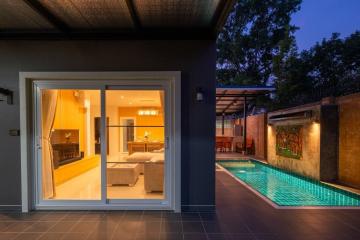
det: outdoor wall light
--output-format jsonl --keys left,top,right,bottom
{"left": 0, "top": 87, "right": 13, "bottom": 105}
{"left": 196, "top": 87, "right": 204, "bottom": 102}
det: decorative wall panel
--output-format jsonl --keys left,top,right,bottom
{"left": 276, "top": 125, "right": 303, "bottom": 159}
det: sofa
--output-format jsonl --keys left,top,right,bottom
{"left": 144, "top": 160, "right": 164, "bottom": 193}
{"left": 125, "top": 152, "right": 164, "bottom": 174}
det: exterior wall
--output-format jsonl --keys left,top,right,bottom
{"left": 319, "top": 105, "right": 338, "bottom": 182}
{"left": 0, "top": 40, "right": 216, "bottom": 210}
{"left": 337, "top": 93, "right": 360, "bottom": 189}
{"left": 245, "top": 114, "right": 267, "bottom": 160}
{"left": 267, "top": 105, "right": 321, "bottom": 180}
{"left": 238, "top": 113, "right": 267, "bottom": 159}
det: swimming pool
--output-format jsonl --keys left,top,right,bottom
{"left": 218, "top": 160, "right": 360, "bottom": 207}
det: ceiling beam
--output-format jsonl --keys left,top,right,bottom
{"left": 0, "top": 28, "right": 215, "bottom": 40}
{"left": 211, "top": 0, "right": 235, "bottom": 34}
{"left": 125, "top": 0, "right": 141, "bottom": 29}
{"left": 222, "top": 98, "right": 239, "bottom": 114}
{"left": 216, "top": 94, "right": 263, "bottom": 97}
{"left": 216, "top": 90, "right": 227, "bottom": 103}
{"left": 22, "top": 0, "right": 70, "bottom": 32}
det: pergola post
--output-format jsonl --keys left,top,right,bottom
{"left": 222, "top": 113, "right": 225, "bottom": 136}
{"left": 243, "top": 96, "right": 247, "bottom": 154}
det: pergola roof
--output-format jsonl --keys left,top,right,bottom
{"left": 216, "top": 86, "right": 275, "bottom": 115}
{"left": 0, "top": 0, "right": 235, "bottom": 39}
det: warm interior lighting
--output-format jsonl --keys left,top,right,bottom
{"left": 138, "top": 109, "right": 159, "bottom": 116}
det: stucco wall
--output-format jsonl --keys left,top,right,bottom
{"left": 267, "top": 106, "right": 321, "bottom": 180}
{"left": 239, "top": 113, "right": 267, "bottom": 159}
{"left": 0, "top": 40, "right": 216, "bottom": 210}
{"left": 337, "top": 93, "right": 360, "bottom": 189}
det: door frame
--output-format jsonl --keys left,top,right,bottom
{"left": 19, "top": 71, "right": 181, "bottom": 212}
{"left": 119, "top": 117, "right": 136, "bottom": 153}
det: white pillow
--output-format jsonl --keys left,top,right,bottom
{"left": 150, "top": 153, "right": 164, "bottom": 162}
{"left": 152, "top": 148, "right": 164, "bottom": 153}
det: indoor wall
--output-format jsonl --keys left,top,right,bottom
{"left": 118, "top": 107, "right": 164, "bottom": 142}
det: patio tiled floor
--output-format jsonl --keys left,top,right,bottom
{"left": 0, "top": 171, "right": 359, "bottom": 240}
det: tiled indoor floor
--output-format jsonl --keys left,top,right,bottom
{"left": 0, "top": 171, "right": 359, "bottom": 240}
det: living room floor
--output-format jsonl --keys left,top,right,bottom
{"left": 0, "top": 171, "right": 359, "bottom": 240}
{"left": 55, "top": 166, "right": 163, "bottom": 200}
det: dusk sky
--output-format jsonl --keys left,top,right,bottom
{"left": 291, "top": 0, "right": 360, "bottom": 51}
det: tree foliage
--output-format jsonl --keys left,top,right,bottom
{"left": 217, "top": 0, "right": 360, "bottom": 110}
{"left": 217, "top": 0, "right": 301, "bottom": 86}
{"left": 273, "top": 32, "right": 360, "bottom": 109}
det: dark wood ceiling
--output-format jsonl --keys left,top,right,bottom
{"left": 0, "top": 0, "right": 234, "bottom": 39}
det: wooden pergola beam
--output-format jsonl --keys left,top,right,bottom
{"left": 23, "top": 0, "right": 70, "bottom": 32}
{"left": 125, "top": 0, "right": 141, "bottom": 29}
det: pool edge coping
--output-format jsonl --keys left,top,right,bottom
{"left": 216, "top": 161, "right": 360, "bottom": 210}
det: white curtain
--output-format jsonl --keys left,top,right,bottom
{"left": 41, "top": 89, "right": 58, "bottom": 199}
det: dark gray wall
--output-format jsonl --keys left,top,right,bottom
{"left": 0, "top": 40, "right": 216, "bottom": 210}
{"left": 320, "top": 105, "right": 339, "bottom": 182}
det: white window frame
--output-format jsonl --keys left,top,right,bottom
{"left": 19, "top": 72, "right": 181, "bottom": 212}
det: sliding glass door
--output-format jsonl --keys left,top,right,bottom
{"left": 105, "top": 89, "right": 166, "bottom": 201}
{"left": 34, "top": 80, "right": 171, "bottom": 209}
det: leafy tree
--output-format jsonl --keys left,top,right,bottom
{"left": 273, "top": 32, "right": 360, "bottom": 109}
{"left": 217, "top": 0, "right": 302, "bottom": 86}
{"left": 217, "top": 0, "right": 360, "bottom": 111}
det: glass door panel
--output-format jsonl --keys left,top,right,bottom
{"left": 105, "top": 90, "right": 165, "bottom": 200}
{"left": 40, "top": 89, "right": 101, "bottom": 200}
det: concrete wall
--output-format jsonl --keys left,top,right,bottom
{"left": 337, "top": 93, "right": 360, "bottom": 189}
{"left": 239, "top": 113, "right": 267, "bottom": 159}
{"left": 267, "top": 105, "right": 321, "bottom": 180}
{"left": 268, "top": 95, "right": 360, "bottom": 190}
{"left": 0, "top": 40, "right": 216, "bottom": 210}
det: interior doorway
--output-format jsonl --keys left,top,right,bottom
{"left": 119, "top": 117, "right": 136, "bottom": 153}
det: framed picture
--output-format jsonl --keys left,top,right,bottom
{"left": 276, "top": 125, "right": 303, "bottom": 159}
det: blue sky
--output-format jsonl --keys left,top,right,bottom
{"left": 291, "top": 0, "right": 360, "bottom": 51}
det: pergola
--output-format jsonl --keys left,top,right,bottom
{"left": 216, "top": 86, "right": 275, "bottom": 153}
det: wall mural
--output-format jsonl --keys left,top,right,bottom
{"left": 276, "top": 125, "right": 303, "bottom": 159}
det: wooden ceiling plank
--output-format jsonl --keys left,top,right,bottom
{"left": 22, "top": 0, "right": 69, "bottom": 32}
{"left": 125, "top": 0, "right": 141, "bottom": 29}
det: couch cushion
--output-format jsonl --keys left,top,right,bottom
{"left": 126, "top": 152, "right": 155, "bottom": 162}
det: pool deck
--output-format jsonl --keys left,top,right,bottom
{"left": 0, "top": 171, "right": 358, "bottom": 240}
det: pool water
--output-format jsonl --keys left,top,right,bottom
{"left": 218, "top": 160, "right": 360, "bottom": 207}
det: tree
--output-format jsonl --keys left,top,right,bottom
{"left": 217, "top": 0, "right": 302, "bottom": 86}
{"left": 273, "top": 31, "right": 360, "bottom": 109}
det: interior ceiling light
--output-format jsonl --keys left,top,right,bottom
{"left": 138, "top": 109, "right": 159, "bottom": 116}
